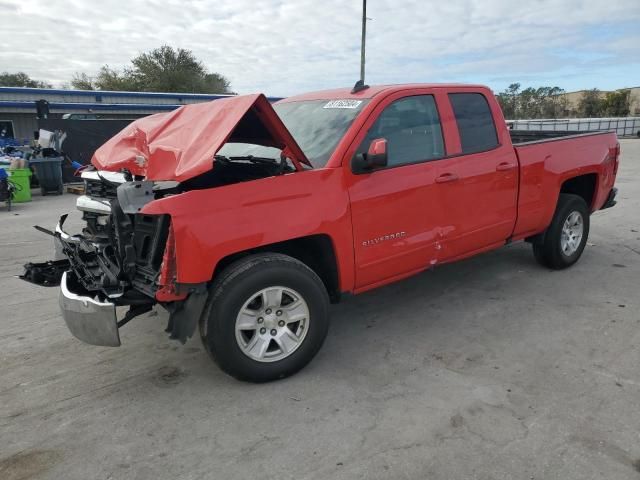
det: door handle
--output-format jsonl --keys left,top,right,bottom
{"left": 496, "top": 162, "right": 516, "bottom": 171}
{"left": 435, "top": 173, "right": 459, "bottom": 183}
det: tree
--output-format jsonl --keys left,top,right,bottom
{"left": 0, "top": 71, "right": 52, "bottom": 88}
{"left": 496, "top": 83, "right": 520, "bottom": 119}
{"left": 577, "top": 89, "right": 604, "bottom": 117}
{"left": 129, "top": 46, "right": 231, "bottom": 93}
{"left": 602, "top": 89, "right": 631, "bottom": 117}
{"left": 94, "top": 66, "right": 139, "bottom": 91}
{"left": 536, "top": 86, "right": 568, "bottom": 119}
{"left": 496, "top": 84, "right": 567, "bottom": 119}
{"left": 518, "top": 87, "right": 539, "bottom": 119}
{"left": 70, "top": 72, "right": 95, "bottom": 90}
{"left": 72, "top": 46, "right": 232, "bottom": 94}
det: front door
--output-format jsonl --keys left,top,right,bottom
{"left": 347, "top": 94, "right": 449, "bottom": 289}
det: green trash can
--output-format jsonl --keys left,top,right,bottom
{"left": 8, "top": 168, "right": 32, "bottom": 202}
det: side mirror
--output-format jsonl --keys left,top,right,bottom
{"left": 351, "top": 138, "right": 388, "bottom": 173}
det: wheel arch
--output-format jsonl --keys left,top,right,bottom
{"left": 559, "top": 172, "right": 598, "bottom": 211}
{"left": 211, "top": 234, "right": 342, "bottom": 303}
{"left": 526, "top": 174, "right": 597, "bottom": 245}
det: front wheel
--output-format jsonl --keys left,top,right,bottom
{"left": 200, "top": 253, "right": 330, "bottom": 382}
{"left": 532, "top": 193, "right": 590, "bottom": 269}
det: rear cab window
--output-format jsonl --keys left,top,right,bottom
{"left": 448, "top": 93, "right": 498, "bottom": 153}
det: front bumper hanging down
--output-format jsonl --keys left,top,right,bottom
{"left": 59, "top": 271, "right": 121, "bottom": 347}
{"left": 21, "top": 215, "right": 154, "bottom": 347}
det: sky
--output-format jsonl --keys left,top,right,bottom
{"left": 1, "top": 0, "right": 639, "bottom": 97}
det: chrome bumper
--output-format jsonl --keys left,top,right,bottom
{"left": 59, "top": 271, "right": 121, "bottom": 347}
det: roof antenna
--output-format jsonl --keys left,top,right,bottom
{"left": 352, "top": 0, "right": 371, "bottom": 95}
{"left": 351, "top": 79, "right": 370, "bottom": 94}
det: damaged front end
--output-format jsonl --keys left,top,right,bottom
{"left": 21, "top": 181, "right": 207, "bottom": 347}
{"left": 20, "top": 93, "right": 311, "bottom": 348}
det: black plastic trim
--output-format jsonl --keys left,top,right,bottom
{"left": 601, "top": 187, "right": 618, "bottom": 209}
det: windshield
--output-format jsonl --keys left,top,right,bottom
{"left": 217, "top": 99, "right": 369, "bottom": 168}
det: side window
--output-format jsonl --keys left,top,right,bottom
{"left": 448, "top": 93, "right": 498, "bottom": 153}
{"left": 358, "top": 95, "right": 444, "bottom": 167}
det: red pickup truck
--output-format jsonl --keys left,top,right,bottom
{"left": 23, "top": 83, "right": 620, "bottom": 382}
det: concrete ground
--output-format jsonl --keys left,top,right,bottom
{"left": 1, "top": 139, "right": 639, "bottom": 480}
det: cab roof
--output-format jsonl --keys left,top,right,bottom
{"left": 278, "top": 83, "right": 490, "bottom": 103}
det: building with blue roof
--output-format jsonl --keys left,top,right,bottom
{"left": 0, "top": 87, "right": 280, "bottom": 142}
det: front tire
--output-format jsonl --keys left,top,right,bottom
{"left": 532, "top": 193, "right": 590, "bottom": 269}
{"left": 200, "top": 253, "right": 330, "bottom": 382}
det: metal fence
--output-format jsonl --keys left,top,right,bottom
{"left": 508, "top": 117, "right": 640, "bottom": 138}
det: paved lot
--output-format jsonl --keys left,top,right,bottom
{"left": 1, "top": 139, "right": 639, "bottom": 480}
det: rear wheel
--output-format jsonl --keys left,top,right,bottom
{"left": 532, "top": 194, "right": 590, "bottom": 269}
{"left": 200, "top": 253, "right": 330, "bottom": 382}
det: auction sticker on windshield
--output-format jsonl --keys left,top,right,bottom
{"left": 323, "top": 100, "right": 363, "bottom": 109}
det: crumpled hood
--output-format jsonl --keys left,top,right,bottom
{"left": 91, "top": 93, "right": 311, "bottom": 182}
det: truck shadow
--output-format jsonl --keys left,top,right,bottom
{"left": 318, "top": 241, "right": 563, "bottom": 372}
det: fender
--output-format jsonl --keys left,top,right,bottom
{"left": 141, "top": 167, "right": 356, "bottom": 292}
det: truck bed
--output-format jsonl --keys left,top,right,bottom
{"left": 510, "top": 130, "right": 618, "bottom": 239}
{"left": 509, "top": 129, "right": 602, "bottom": 144}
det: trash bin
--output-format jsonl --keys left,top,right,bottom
{"left": 7, "top": 168, "right": 32, "bottom": 202}
{"left": 29, "top": 157, "right": 64, "bottom": 195}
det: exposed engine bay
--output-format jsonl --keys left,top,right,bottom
{"left": 73, "top": 154, "right": 293, "bottom": 293}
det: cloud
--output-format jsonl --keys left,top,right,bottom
{"left": 2, "top": 0, "right": 639, "bottom": 95}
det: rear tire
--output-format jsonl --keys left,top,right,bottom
{"left": 200, "top": 253, "right": 330, "bottom": 382}
{"left": 532, "top": 194, "right": 590, "bottom": 269}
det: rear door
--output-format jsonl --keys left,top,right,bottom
{"left": 436, "top": 91, "right": 519, "bottom": 259}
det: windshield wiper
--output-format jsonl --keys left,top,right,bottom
{"left": 215, "top": 155, "right": 279, "bottom": 165}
